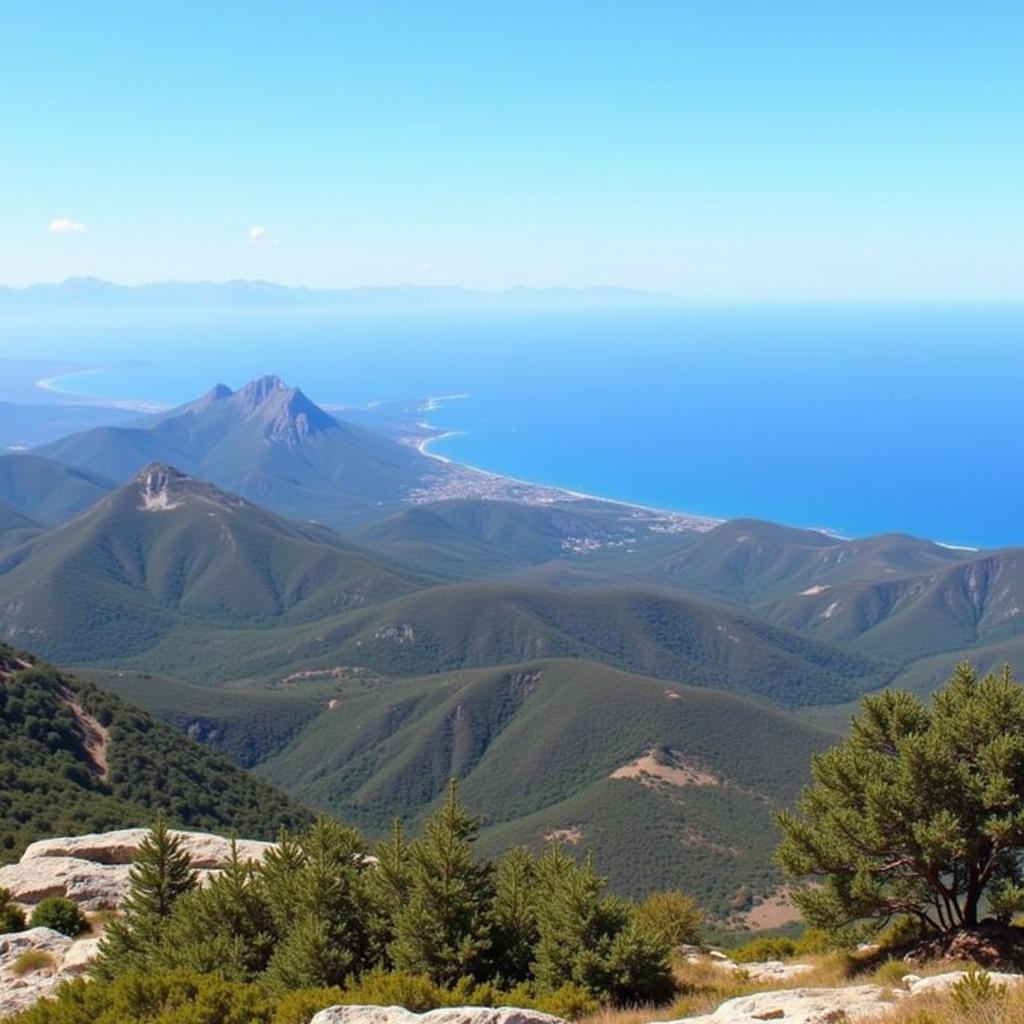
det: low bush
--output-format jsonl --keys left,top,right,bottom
{"left": 8, "top": 969, "right": 607, "bottom": 1024}
{"left": 1, "top": 886, "right": 27, "bottom": 934}
{"left": 876, "top": 916, "right": 934, "bottom": 952}
{"left": 873, "top": 959, "right": 912, "bottom": 987}
{"left": 792, "top": 928, "right": 835, "bottom": 956}
{"left": 729, "top": 936, "right": 797, "bottom": 963}
{"left": 30, "top": 898, "right": 88, "bottom": 937}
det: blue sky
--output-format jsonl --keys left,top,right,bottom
{"left": 3, "top": 2, "right": 1022, "bottom": 298}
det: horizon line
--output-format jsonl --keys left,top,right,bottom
{"left": 1, "top": 275, "right": 1023, "bottom": 307}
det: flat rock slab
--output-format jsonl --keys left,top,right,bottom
{"left": 311, "top": 1008, "right": 567, "bottom": 1024}
{"left": 22, "top": 828, "right": 273, "bottom": 869}
{"left": 653, "top": 985, "right": 900, "bottom": 1024}
{"left": 0, "top": 828, "right": 275, "bottom": 911}
{"left": 905, "top": 970, "right": 1024, "bottom": 995}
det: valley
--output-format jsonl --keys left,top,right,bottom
{"left": 2, "top": 375, "right": 1020, "bottom": 923}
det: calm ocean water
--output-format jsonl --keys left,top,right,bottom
{"left": 3, "top": 305, "right": 1022, "bottom": 548}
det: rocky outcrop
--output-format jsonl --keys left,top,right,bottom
{"left": 311, "top": 1009, "right": 567, "bottom": 1024}
{"left": 681, "top": 948, "right": 816, "bottom": 983}
{"left": 654, "top": 985, "right": 899, "bottom": 1024}
{"left": 904, "top": 969, "right": 1024, "bottom": 995}
{"left": 0, "top": 828, "right": 275, "bottom": 911}
{"left": 0, "top": 927, "right": 99, "bottom": 1018}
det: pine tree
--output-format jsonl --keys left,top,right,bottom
{"left": 532, "top": 845, "right": 610, "bottom": 992}
{"left": 155, "top": 838, "right": 276, "bottom": 979}
{"left": 531, "top": 845, "right": 670, "bottom": 1003}
{"left": 266, "top": 816, "right": 373, "bottom": 989}
{"left": 92, "top": 812, "right": 197, "bottom": 980}
{"left": 122, "top": 812, "right": 198, "bottom": 919}
{"left": 367, "top": 818, "right": 412, "bottom": 965}
{"left": 777, "top": 664, "right": 1024, "bottom": 934}
{"left": 491, "top": 846, "right": 539, "bottom": 984}
{"left": 390, "top": 779, "right": 494, "bottom": 984}
{"left": 260, "top": 826, "right": 307, "bottom": 933}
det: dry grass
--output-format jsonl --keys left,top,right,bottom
{"left": 880, "top": 982, "right": 1024, "bottom": 1024}
{"left": 11, "top": 949, "right": 54, "bottom": 976}
{"left": 579, "top": 951, "right": 1005, "bottom": 1024}
{"left": 86, "top": 908, "right": 118, "bottom": 934}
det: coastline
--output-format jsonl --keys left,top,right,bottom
{"left": 35, "top": 368, "right": 170, "bottom": 413}
{"left": 409, "top": 394, "right": 721, "bottom": 530}
{"left": 19, "top": 378, "right": 989, "bottom": 550}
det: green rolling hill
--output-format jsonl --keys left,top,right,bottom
{"left": 0, "top": 452, "right": 114, "bottom": 524}
{"left": 0, "top": 642, "right": 310, "bottom": 863}
{"left": 240, "top": 658, "right": 837, "bottom": 911}
{"left": 95, "top": 578, "right": 887, "bottom": 707}
{"left": 582, "top": 517, "right": 973, "bottom": 604}
{"left": 0, "top": 503, "right": 40, "bottom": 552}
{"left": 351, "top": 497, "right": 703, "bottom": 580}
{"left": 0, "top": 464, "right": 429, "bottom": 662}
{"left": 762, "top": 548, "right": 1024, "bottom": 659}
{"left": 85, "top": 657, "right": 838, "bottom": 913}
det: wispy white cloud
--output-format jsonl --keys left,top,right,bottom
{"left": 49, "top": 217, "right": 86, "bottom": 235}
{"left": 247, "top": 225, "right": 268, "bottom": 244}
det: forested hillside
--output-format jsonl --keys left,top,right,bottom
{"left": 0, "top": 643, "right": 310, "bottom": 862}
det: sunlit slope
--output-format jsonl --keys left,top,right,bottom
{"left": 256, "top": 657, "right": 837, "bottom": 909}
{"left": 0, "top": 464, "right": 428, "bottom": 661}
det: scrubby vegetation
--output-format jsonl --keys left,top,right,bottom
{"left": 12, "top": 949, "right": 54, "bottom": 977}
{"left": 778, "top": 664, "right": 1024, "bottom": 936}
{"left": 15, "top": 785, "right": 691, "bottom": 1022}
{"left": 29, "top": 897, "right": 88, "bottom": 937}
{"left": 1, "top": 884, "right": 27, "bottom": 932}
{"left": 0, "top": 644, "right": 311, "bottom": 863}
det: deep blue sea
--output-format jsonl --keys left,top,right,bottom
{"left": 3, "top": 305, "right": 1023, "bottom": 548}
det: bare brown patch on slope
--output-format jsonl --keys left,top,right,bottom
{"left": 610, "top": 747, "right": 722, "bottom": 788}
{"left": 59, "top": 685, "right": 111, "bottom": 781}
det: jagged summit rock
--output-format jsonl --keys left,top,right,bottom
{"left": 239, "top": 374, "right": 286, "bottom": 408}
{"left": 234, "top": 375, "right": 337, "bottom": 443}
{"left": 132, "top": 462, "right": 247, "bottom": 513}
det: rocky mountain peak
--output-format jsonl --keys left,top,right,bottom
{"left": 239, "top": 374, "right": 287, "bottom": 410}
{"left": 231, "top": 375, "right": 337, "bottom": 444}
{"left": 132, "top": 463, "right": 246, "bottom": 513}
{"left": 134, "top": 463, "right": 192, "bottom": 512}
{"left": 207, "top": 383, "right": 234, "bottom": 402}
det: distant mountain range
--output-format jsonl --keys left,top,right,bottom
{"left": 2, "top": 371, "right": 1023, "bottom": 916}
{"left": 0, "top": 277, "right": 674, "bottom": 310}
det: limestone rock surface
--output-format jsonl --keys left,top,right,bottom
{"left": 652, "top": 985, "right": 899, "bottom": 1024}
{"left": 0, "top": 927, "right": 97, "bottom": 1019}
{"left": 0, "top": 828, "right": 275, "bottom": 911}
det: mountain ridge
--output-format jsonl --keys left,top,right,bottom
{"left": 0, "top": 277, "right": 675, "bottom": 309}
{"left": 38, "top": 376, "right": 446, "bottom": 528}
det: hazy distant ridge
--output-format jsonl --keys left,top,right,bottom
{"left": 0, "top": 277, "right": 675, "bottom": 309}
